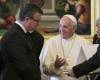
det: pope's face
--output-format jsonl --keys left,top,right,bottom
{"left": 59, "top": 16, "right": 76, "bottom": 39}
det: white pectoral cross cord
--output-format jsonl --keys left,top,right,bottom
{"left": 61, "top": 35, "right": 76, "bottom": 59}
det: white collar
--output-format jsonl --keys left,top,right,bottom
{"left": 29, "top": 30, "right": 34, "bottom": 33}
{"left": 15, "top": 21, "right": 27, "bottom": 33}
{"left": 62, "top": 34, "right": 76, "bottom": 42}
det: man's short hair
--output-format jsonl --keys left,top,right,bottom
{"left": 19, "top": 3, "right": 43, "bottom": 21}
{"left": 96, "top": 17, "right": 100, "bottom": 26}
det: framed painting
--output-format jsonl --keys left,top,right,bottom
{"left": 38, "top": 0, "right": 96, "bottom": 42}
{"left": 55, "top": 0, "right": 96, "bottom": 42}
{"left": 81, "top": 0, "right": 96, "bottom": 42}
{"left": 0, "top": 0, "right": 20, "bottom": 36}
{"left": 55, "top": 0, "right": 91, "bottom": 35}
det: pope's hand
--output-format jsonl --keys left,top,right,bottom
{"left": 54, "top": 55, "right": 66, "bottom": 69}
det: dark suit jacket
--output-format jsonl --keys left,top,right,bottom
{"left": 73, "top": 40, "right": 100, "bottom": 78}
{"left": 92, "top": 34, "right": 100, "bottom": 80}
{"left": 93, "top": 34, "right": 100, "bottom": 44}
{"left": 1, "top": 23, "right": 43, "bottom": 80}
{"left": 0, "top": 40, "right": 4, "bottom": 71}
{"left": 29, "top": 30, "right": 44, "bottom": 66}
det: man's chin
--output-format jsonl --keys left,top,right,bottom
{"left": 61, "top": 35, "right": 70, "bottom": 39}
{"left": 97, "top": 35, "right": 100, "bottom": 38}
{"left": 61, "top": 36, "right": 66, "bottom": 39}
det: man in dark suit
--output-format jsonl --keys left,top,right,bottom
{"left": 67, "top": 17, "right": 100, "bottom": 79}
{"left": 1, "top": 3, "right": 43, "bottom": 80}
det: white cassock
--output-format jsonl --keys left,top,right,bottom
{"left": 40, "top": 34, "right": 91, "bottom": 80}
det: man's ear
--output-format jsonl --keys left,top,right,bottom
{"left": 25, "top": 17, "right": 30, "bottom": 22}
{"left": 73, "top": 26, "right": 77, "bottom": 33}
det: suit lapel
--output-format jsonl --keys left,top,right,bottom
{"left": 13, "top": 23, "right": 34, "bottom": 51}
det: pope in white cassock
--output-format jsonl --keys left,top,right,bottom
{"left": 40, "top": 15, "right": 91, "bottom": 80}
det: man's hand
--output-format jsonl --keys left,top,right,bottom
{"left": 54, "top": 55, "right": 66, "bottom": 69}
{"left": 67, "top": 69, "right": 75, "bottom": 77}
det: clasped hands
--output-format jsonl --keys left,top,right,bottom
{"left": 54, "top": 55, "right": 75, "bottom": 77}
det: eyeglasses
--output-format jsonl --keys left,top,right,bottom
{"left": 29, "top": 17, "right": 40, "bottom": 23}
{"left": 33, "top": 19, "right": 40, "bottom": 23}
